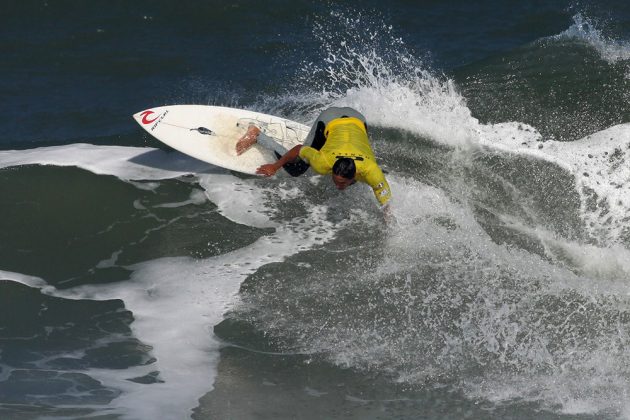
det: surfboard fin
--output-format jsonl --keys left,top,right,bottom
{"left": 191, "top": 127, "right": 214, "bottom": 135}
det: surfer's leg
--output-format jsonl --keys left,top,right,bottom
{"left": 256, "top": 132, "right": 288, "bottom": 155}
{"left": 236, "top": 125, "right": 290, "bottom": 156}
{"left": 302, "top": 109, "right": 334, "bottom": 148}
{"left": 235, "top": 125, "right": 260, "bottom": 155}
{"left": 302, "top": 107, "right": 366, "bottom": 148}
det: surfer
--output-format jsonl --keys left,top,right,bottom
{"left": 236, "top": 107, "right": 392, "bottom": 208}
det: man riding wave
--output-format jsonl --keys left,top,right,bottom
{"left": 236, "top": 107, "right": 392, "bottom": 208}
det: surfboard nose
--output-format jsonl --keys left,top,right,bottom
{"left": 133, "top": 109, "right": 159, "bottom": 126}
{"left": 132, "top": 110, "right": 146, "bottom": 122}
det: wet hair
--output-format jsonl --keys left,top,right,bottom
{"left": 332, "top": 158, "right": 356, "bottom": 179}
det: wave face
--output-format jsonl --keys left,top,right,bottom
{"left": 2, "top": 2, "right": 630, "bottom": 419}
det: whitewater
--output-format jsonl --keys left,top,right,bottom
{"left": 2, "top": 6, "right": 630, "bottom": 420}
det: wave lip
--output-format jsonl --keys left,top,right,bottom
{"left": 552, "top": 13, "right": 630, "bottom": 64}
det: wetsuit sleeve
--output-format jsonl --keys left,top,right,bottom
{"left": 298, "top": 146, "right": 328, "bottom": 174}
{"left": 365, "top": 165, "right": 392, "bottom": 206}
{"left": 298, "top": 145, "right": 317, "bottom": 162}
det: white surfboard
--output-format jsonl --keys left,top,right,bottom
{"left": 132, "top": 105, "right": 309, "bottom": 175}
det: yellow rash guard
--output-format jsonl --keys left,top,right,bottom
{"left": 298, "top": 117, "right": 392, "bottom": 206}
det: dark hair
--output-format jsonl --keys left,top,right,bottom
{"left": 332, "top": 158, "right": 356, "bottom": 179}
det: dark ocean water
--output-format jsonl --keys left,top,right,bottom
{"left": 2, "top": 1, "right": 630, "bottom": 419}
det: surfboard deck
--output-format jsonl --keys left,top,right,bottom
{"left": 132, "top": 105, "right": 309, "bottom": 175}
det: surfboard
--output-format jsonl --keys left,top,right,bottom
{"left": 132, "top": 105, "right": 309, "bottom": 175}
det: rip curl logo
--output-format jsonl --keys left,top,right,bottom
{"left": 140, "top": 110, "right": 159, "bottom": 125}
{"left": 138, "top": 109, "right": 169, "bottom": 131}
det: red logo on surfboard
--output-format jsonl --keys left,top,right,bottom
{"left": 139, "top": 110, "right": 159, "bottom": 125}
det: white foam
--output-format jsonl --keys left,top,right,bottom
{"left": 333, "top": 84, "right": 610, "bottom": 234}
{"left": 490, "top": 212, "right": 630, "bottom": 294}
{"left": 2, "top": 214, "right": 338, "bottom": 419}
{"left": 95, "top": 250, "right": 123, "bottom": 269}
{"left": 244, "top": 10, "right": 630, "bottom": 417}
{"left": 336, "top": 79, "right": 477, "bottom": 149}
{"left": 269, "top": 175, "right": 630, "bottom": 418}
{"left": 0, "top": 142, "right": 345, "bottom": 418}
{"left": 478, "top": 122, "right": 630, "bottom": 244}
{"left": 4, "top": 12, "right": 630, "bottom": 416}
{"left": 0, "top": 144, "right": 219, "bottom": 181}
{"left": 198, "top": 173, "right": 277, "bottom": 229}
{"left": 74, "top": 206, "right": 338, "bottom": 418}
{"left": 297, "top": 8, "right": 479, "bottom": 149}
{"left": 0, "top": 270, "right": 48, "bottom": 289}
{"left": 152, "top": 189, "right": 208, "bottom": 208}
{"left": 295, "top": 9, "right": 630, "bottom": 250}
{"left": 462, "top": 361, "right": 630, "bottom": 417}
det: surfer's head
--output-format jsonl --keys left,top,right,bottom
{"left": 332, "top": 158, "right": 356, "bottom": 190}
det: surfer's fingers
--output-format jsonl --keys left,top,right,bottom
{"left": 256, "top": 164, "right": 276, "bottom": 176}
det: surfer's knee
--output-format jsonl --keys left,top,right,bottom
{"left": 245, "top": 125, "right": 260, "bottom": 138}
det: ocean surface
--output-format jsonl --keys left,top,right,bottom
{"left": 2, "top": 1, "right": 630, "bottom": 419}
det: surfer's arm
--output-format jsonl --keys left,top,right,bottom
{"left": 364, "top": 165, "right": 392, "bottom": 206}
{"left": 256, "top": 145, "right": 302, "bottom": 176}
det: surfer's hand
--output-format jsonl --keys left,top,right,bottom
{"left": 382, "top": 203, "right": 395, "bottom": 224}
{"left": 256, "top": 164, "right": 278, "bottom": 177}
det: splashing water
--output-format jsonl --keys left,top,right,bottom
{"left": 554, "top": 13, "right": 630, "bottom": 64}
{"left": 3, "top": 6, "right": 630, "bottom": 419}
{"left": 236, "top": 8, "right": 630, "bottom": 418}
{"left": 279, "top": 9, "right": 479, "bottom": 148}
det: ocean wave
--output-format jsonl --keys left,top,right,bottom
{"left": 552, "top": 13, "right": 630, "bottom": 64}
{"left": 236, "top": 8, "right": 630, "bottom": 417}
{"left": 269, "top": 7, "right": 630, "bottom": 248}
{"left": 276, "top": 8, "right": 478, "bottom": 148}
{"left": 478, "top": 122, "right": 630, "bottom": 245}
{"left": 0, "top": 144, "right": 347, "bottom": 419}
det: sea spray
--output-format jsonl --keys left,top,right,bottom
{"left": 229, "top": 8, "right": 630, "bottom": 418}
{"left": 553, "top": 13, "right": 630, "bottom": 64}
